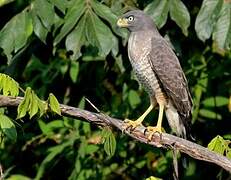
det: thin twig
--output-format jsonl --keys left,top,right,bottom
{"left": 0, "top": 95, "right": 231, "bottom": 172}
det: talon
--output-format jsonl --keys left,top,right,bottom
{"left": 122, "top": 119, "right": 143, "bottom": 132}
{"left": 145, "top": 126, "right": 162, "bottom": 141}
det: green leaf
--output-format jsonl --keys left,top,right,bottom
{"left": 69, "top": 61, "right": 79, "bottom": 83}
{"left": 0, "top": 114, "right": 17, "bottom": 141}
{"left": 32, "top": 0, "right": 55, "bottom": 31}
{"left": 202, "top": 96, "right": 229, "bottom": 107}
{"left": 91, "top": 0, "right": 127, "bottom": 38}
{"left": 199, "top": 109, "right": 222, "bottom": 120}
{"left": 50, "top": 0, "right": 69, "bottom": 14}
{"left": 195, "top": 0, "right": 223, "bottom": 41}
{"left": 208, "top": 135, "right": 226, "bottom": 154}
{"left": 65, "top": 11, "right": 86, "bottom": 60}
{"left": 144, "top": 0, "right": 169, "bottom": 28}
{"left": 0, "top": 11, "right": 33, "bottom": 63}
{"left": 28, "top": 91, "right": 39, "bottom": 119}
{"left": 169, "top": 0, "right": 190, "bottom": 36}
{"left": 85, "top": 11, "right": 118, "bottom": 57}
{"left": 7, "top": 174, "right": 31, "bottom": 180}
{"left": 213, "top": 2, "right": 231, "bottom": 50}
{"left": 48, "top": 93, "right": 61, "bottom": 115}
{"left": 102, "top": 128, "right": 116, "bottom": 157}
{"left": 17, "top": 87, "right": 32, "bottom": 119}
{"left": 54, "top": 0, "right": 85, "bottom": 45}
{"left": 128, "top": 90, "right": 141, "bottom": 109}
{"left": 35, "top": 141, "right": 73, "bottom": 180}
{"left": 31, "top": 12, "right": 48, "bottom": 43}
{"left": 146, "top": 176, "right": 162, "bottom": 180}
{"left": 85, "top": 144, "right": 99, "bottom": 154}
{"left": 0, "top": 0, "right": 15, "bottom": 8}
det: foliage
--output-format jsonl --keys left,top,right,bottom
{"left": 0, "top": 0, "right": 231, "bottom": 179}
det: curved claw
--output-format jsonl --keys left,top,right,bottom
{"left": 122, "top": 119, "right": 143, "bottom": 132}
{"left": 145, "top": 126, "right": 162, "bottom": 141}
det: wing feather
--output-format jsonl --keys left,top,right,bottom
{"left": 148, "top": 37, "right": 193, "bottom": 125}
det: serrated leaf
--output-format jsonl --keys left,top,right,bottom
{"left": 0, "top": 11, "right": 33, "bottom": 63}
{"left": 202, "top": 96, "right": 229, "bottom": 107}
{"left": 103, "top": 129, "right": 116, "bottom": 157}
{"left": 17, "top": 87, "right": 32, "bottom": 119}
{"left": 54, "top": 0, "right": 85, "bottom": 45}
{"left": 199, "top": 109, "right": 222, "bottom": 120}
{"left": 169, "top": 0, "right": 190, "bottom": 36}
{"left": 128, "top": 90, "right": 141, "bottom": 109}
{"left": 0, "top": 114, "right": 17, "bottom": 141}
{"left": 144, "top": 0, "right": 169, "bottom": 28}
{"left": 49, "top": 93, "right": 61, "bottom": 115}
{"left": 213, "top": 2, "right": 231, "bottom": 50}
{"left": 195, "top": 0, "right": 223, "bottom": 41}
{"left": 69, "top": 61, "right": 79, "bottom": 83}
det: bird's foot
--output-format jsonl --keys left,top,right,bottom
{"left": 145, "top": 126, "right": 162, "bottom": 141}
{"left": 122, "top": 119, "right": 143, "bottom": 132}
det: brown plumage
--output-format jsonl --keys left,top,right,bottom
{"left": 117, "top": 10, "right": 193, "bottom": 139}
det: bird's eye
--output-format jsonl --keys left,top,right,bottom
{"left": 127, "top": 16, "right": 134, "bottom": 22}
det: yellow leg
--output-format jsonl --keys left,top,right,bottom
{"left": 123, "top": 104, "right": 154, "bottom": 130}
{"left": 146, "top": 103, "right": 164, "bottom": 140}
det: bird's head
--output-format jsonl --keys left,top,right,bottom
{"left": 117, "top": 10, "right": 155, "bottom": 32}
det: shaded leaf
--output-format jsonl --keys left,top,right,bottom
{"left": 128, "top": 90, "right": 141, "bottom": 109}
{"left": 54, "top": 0, "right": 85, "bottom": 45}
{"left": 0, "top": 114, "right": 17, "bottom": 141}
{"left": 0, "top": 11, "right": 33, "bottom": 62}
{"left": 69, "top": 61, "right": 79, "bottom": 83}
{"left": 199, "top": 109, "right": 222, "bottom": 120}
{"left": 169, "top": 0, "right": 190, "bottom": 36}
{"left": 65, "top": 16, "right": 86, "bottom": 60}
{"left": 213, "top": 2, "right": 231, "bottom": 50}
{"left": 7, "top": 174, "right": 31, "bottom": 180}
{"left": 102, "top": 128, "right": 116, "bottom": 157}
{"left": 195, "top": 0, "right": 223, "bottom": 41}
{"left": 144, "top": 0, "right": 169, "bottom": 28}
{"left": 32, "top": 0, "right": 55, "bottom": 31}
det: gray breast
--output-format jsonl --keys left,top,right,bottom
{"left": 128, "top": 32, "right": 161, "bottom": 96}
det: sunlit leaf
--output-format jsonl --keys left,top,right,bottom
{"left": 17, "top": 87, "right": 32, "bottom": 119}
{"left": 0, "top": 114, "right": 17, "bottom": 141}
{"left": 208, "top": 135, "right": 226, "bottom": 154}
{"left": 0, "top": 0, "right": 14, "bottom": 7}
{"left": 48, "top": 93, "right": 61, "bottom": 115}
{"left": 7, "top": 174, "right": 31, "bottom": 180}
{"left": 169, "top": 0, "right": 190, "bottom": 36}
{"left": 202, "top": 96, "right": 229, "bottom": 107}
{"left": 145, "top": 0, "right": 169, "bottom": 28}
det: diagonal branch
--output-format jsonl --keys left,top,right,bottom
{"left": 0, "top": 95, "right": 231, "bottom": 172}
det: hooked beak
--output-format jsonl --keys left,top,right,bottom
{"left": 117, "top": 18, "right": 128, "bottom": 27}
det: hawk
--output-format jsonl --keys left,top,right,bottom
{"left": 117, "top": 10, "right": 193, "bottom": 140}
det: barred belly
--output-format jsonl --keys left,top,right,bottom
{"left": 132, "top": 59, "right": 161, "bottom": 96}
